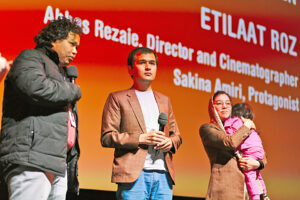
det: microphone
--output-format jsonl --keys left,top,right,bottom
{"left": 66, "top": 65, "right": 78, "bottom": 83}
{"left": 156, "top": 112, "right": 168, "bottom": 156}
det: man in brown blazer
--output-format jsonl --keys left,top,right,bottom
{"left": 101, "top": 47, "right": 182, "bottom": 200}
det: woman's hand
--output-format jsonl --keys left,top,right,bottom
{"left": 241, "top": 117, "right": 256, "bottom": 130}
{"left": 238, "top": 157, "right": 260, "bottom": 171}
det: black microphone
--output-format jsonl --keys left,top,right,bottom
{"left": 156, "top": 112, "right": 168, "bottom": 156}
{"left": 66, "top": 65, "right": 78, "bottom": 83}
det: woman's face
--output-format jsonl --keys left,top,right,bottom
{"left": 213, "top": 94, "right": 232, "bottom": 121}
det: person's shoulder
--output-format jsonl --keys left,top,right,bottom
{"left": 200, "top": 123, "right": 217, "bottom": 132}
{"left": 230, "top": 116, "right": 241, "bottom": 121}
{"left": 250, "top": 129, "right": 261, "bottom": 138}
{"left": 110, "top": 88, "right": 131, "bottom": 96}
{"left": 18, "top": 49, "right": 40, "bottom": 57}
{"left": 199, "top": 123, "right": 220, "bottom": 138}
{"left": 232, "top": 117, "right": 243, "bottom": 126}
{"left": 153, "top": 90, "right": 167, "bottom": 97}
{"left": 225, "top": 116, "right": 241, "bottom": 125}
{"left": 11, "top": 49, "right": 42, "bottom": 69}
{"left": 200, "top": 123, "right": 217, "bottom": 129}
{"left": 153, "top": 90, "right": 170, "bottom": 102}
{"left": 107, "top": 88, "right": 133, "bottom": 100}
{"left": 15, "top": 49, "right": 42, "bottom": 62}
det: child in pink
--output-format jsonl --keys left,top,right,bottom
{"left": 224, "top": 103, "right": 269, "bottom": 200}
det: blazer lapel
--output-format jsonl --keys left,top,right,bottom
{"left": 153, "top": 91, "right": 167, "bottom": 114}
{"left": 153, "top": 91, "right": 170, "bottom": 136}
{"left": 127, "top": 88, "right": 147, "bottom": 133}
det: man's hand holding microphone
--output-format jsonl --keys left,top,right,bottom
{"left": 138, "top": 113, "right": 173, "bottom": 153}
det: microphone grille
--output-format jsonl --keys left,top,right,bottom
{"left": 66, "top": 65, "right": 78, "bottom": 78}
{"left": 158, "top": 112, "right": 168, "bottom": 126}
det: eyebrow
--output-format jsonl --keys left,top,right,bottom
{"left": 136, "top": 59, "right": 156, "bottom": 62}
{"left": 69, "top": 39, "right": 80, "bottom": 47}
{"left": 214, "top": 100, "right": 231, "bottom": 103}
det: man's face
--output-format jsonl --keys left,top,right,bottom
{"left": 51, "top": 32, "right": 80, "bottom": 67}
{"left": 129, "top": 53, "right": 157, "bottom": 85}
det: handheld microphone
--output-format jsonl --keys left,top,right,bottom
{"left": 156, "top": 112, "right": 168, "bottom": 156}
{"left": 66, "top": 65, "right": 78, "bottom": 83}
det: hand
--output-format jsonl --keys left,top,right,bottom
{"left": 154, "top": 137, "right": 173, "bottom": 152}
{"left": 0, "top": 53, "right": 11, "bottom": 73}
{"left": 241, "top": 117, "right": 256, "bottom": 130}
{"left": 0, "top": 53, "right": 12, "bottom": 82}
{"left": 239, "top": 157, "right": 260, "bottom": 171}
{"left": 139, "top": 130, "right": 166, "bottom": 146}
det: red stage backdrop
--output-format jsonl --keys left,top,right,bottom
{"left": 0, "top": 0, "right": 299, "bottom": 199}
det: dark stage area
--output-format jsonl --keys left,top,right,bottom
{"left": 0, "top": 185, "right": 204, "bottom": 200}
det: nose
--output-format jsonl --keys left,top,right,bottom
{"left": 72, "top": 46, "right": 77, "bottom": 55}
{"left": 144, "top": 61, "right": 151, "bottom": 70}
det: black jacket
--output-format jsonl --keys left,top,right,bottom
{"left": 0, "top": 47, "right": 81, "bottom": 195}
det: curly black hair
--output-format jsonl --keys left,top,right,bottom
{"left": 34, "top": 17, "right": 82, "bottom": 48}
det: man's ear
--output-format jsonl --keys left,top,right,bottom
{"left": 127, "top": 65, "right": 133, "bottom": 78}
{"left": 50, "top": 42, "right": 56, "bottom": 50}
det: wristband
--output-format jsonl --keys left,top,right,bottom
{"left": 257, "top": 159, "right": 264, "bottom": 170}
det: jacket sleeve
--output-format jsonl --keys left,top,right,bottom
{"left": 168, "top": 98, "right": 182, "bottom": 154}
{"left": 101, "top": 93, "right": 140, "bottom": 149}
{"left": 8, "top": 50, "right": 81, "bottom": 107}
{"left": 199, "top": 123, "right": 251, "bottom": 152}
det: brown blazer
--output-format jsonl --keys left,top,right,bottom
{"left": 101, "top": 88, "right": 182, "bottom": 184}
{"left": 199, "top": 123, "right": 252, "bottom": 200}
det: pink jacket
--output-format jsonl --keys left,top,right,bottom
{"left": 224, "top": 117, "right": 264, "bottom": 160}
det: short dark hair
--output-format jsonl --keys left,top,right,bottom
{"left": 127, "top": 47, "right": 158, "bottom": 69}
{"left": 34, "top": 17, "right": 82, "bottom": 48}
{"left": 232, "top": 103, "right": 254, "bottom": 120}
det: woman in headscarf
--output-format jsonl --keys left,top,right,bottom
{"left": 199, "top": 91, "right": 267, "bottom": 200}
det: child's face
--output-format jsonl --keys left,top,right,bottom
{"left": 213, "top": 94, "right": 232, "bottom": 121}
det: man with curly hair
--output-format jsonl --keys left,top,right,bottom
{"left": 0, "top": 17, "right": 82, "bottom": 200}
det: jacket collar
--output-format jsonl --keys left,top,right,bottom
{"left": 126, "top": 87, "right": 167, "bottom": 133}
{"left": 36, "top": 46, "right": 60, "bottom": 66}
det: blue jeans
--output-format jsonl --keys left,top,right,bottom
{"left": 116, "top": 170, "right": 173, "bottom": 200}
